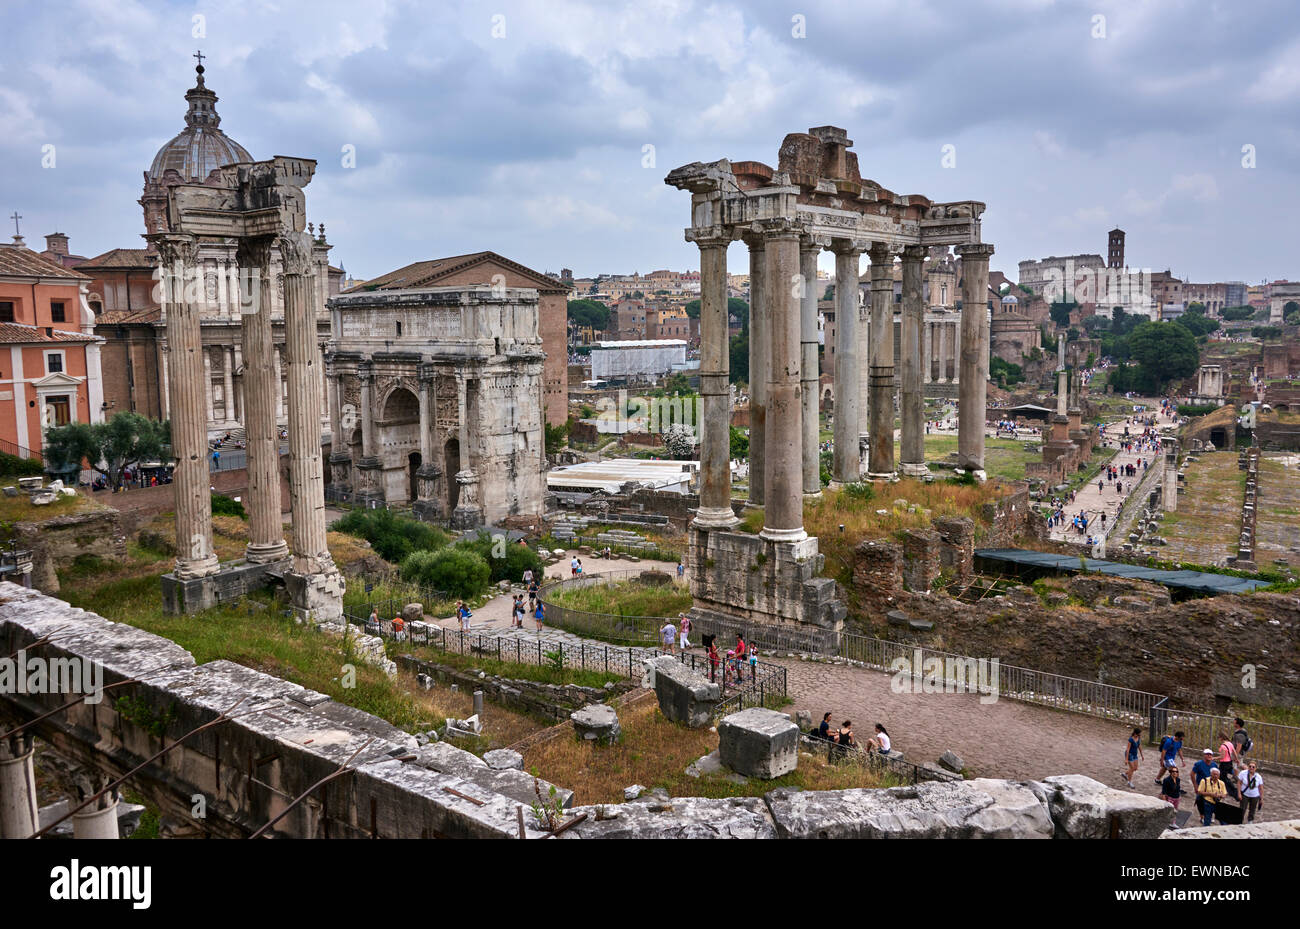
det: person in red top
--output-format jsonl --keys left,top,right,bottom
{"left": 730, "top": 634, "right": 746, "bottom": 683}
{"left": 707, "top": 639, "right": 720, "bottom": 683}
{"left": 392, "top": 615, "right": 406, "bottom": 641}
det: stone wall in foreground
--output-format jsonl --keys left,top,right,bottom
{"left": 0, "top": 583, "right": 1284, "bottom": 839}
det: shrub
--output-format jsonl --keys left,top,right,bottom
{"left": 211, "top": 493, "right": 247, "bottom": 519}
{"left": 455, "top": 531, "right": 543, "bottom": 584}
{"left": 1177, "top": 404, "right": 1218, "bottom": 417}
{"left": 400, "top": 547, "right": 490, "bottom": 599}
{"left": 0, "top": 452, "right": 44, "bottom": 476}
{"left": 330, "top": 508, "right": 450, "bottom": 563}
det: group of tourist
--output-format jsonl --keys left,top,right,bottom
{"left": 810, "top": 714, "right": 895, "bottom": 757}
{"left": 1124, "top": 719, "right": 1265, "bottom": 826}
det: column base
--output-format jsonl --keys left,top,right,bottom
{"left": 284, "top": 566, "right": 346, "bottom": 626}
{"left": 867, "top": 471, "right": 898, "bottom": 482}
{"left": 759, "top": 526, "right": 808, "bottom": 543}
{"left": 954, "top": 468, "right": 987, "bottom": 483}
{"left": 802, "top": 490, "right": 823, "bottom": 501}
{"left": 412, "top": 498, "right": 443, "bottom": 523}
{"left": 245, "top": 541, "right": 290, "bottom": 565}
{"left": 901, "top": 462, "right": 930, "bottom": 478}
{"left": 692, "top": 507, "right": 740, "bottom": 529}
{"left": 172, "top": 553, "right": 220, "bottom": 581}
{"left": 161, "top": 560, "right": 281, "bottom": 615}
{"left": 451, "top": 504, "right": 485, "bottom": 530}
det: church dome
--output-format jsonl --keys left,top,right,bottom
{"left": 145, "top": 62, "right": 252, "bottom": 184}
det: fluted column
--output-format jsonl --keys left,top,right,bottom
{"left": 867, "top": 243, "right": 896, "bottom": 478}
{"left": 761, "top": 224, "right": 805, "bottom": 542}
{"left": 154, "top": 234, "right": 218, "bottom": 579}
{"left": 831, "top": 242, "right": 862, "bottom": 485}
{"left": 900, "top": 245, "right": 927, "bottom": 477}
{"left": 273, "top": 344, "right": 285, "bottom": 422}
{"left": 326, "top": 357, "right": 342, "bottom": 448}
{"left": 280, "top": 230, "right": 342, "bottom": 616}
{"left": 359, "top": 362, "right": 376, "bottom": 458}
{"left": 923, "top": 319, "right": 933, "bottom": 383}
{"left": 858, "top": 279, "right": 870, "bottom": 472}
{"left": 0, "top": 734, "right": 38, "bottom": 839}
{"left": 799, "top": 239, "right": 822, "bottom": 498}
{"left": 237, "top": 236, "right": 288, "bottom": 564}
{"left": 694, "top": 232, "right": 738, "bottom": 527}
{"left": 203, "top": 347, "right": 215, "bottom": 426}
{"left": 956, "top": 242, "right": 994, "bottom": 476}
{"left": 222, "top": 347, "right": 235, "bottom": 423}
{"left": 744, "top": 233, "right": 767, "bottom": 508}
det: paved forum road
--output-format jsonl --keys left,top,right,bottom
{"left": 773, "top": 654, "right": 1300, "bottom": 821}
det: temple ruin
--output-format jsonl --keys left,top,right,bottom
{"left": 665, "top": 126, "right": 993, "bottom": 641}
{"left": 153, "top": 154, "right": 342, "bottom": 623}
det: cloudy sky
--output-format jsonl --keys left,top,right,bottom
{"left": 2, "top": 0, "right": 1297, "bottom": 284}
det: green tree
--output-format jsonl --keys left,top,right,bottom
{"left": 1128, "top": 321, "right": 1198, "bottom": 388}
{"left": 1174, "top": 312, "right": 1219, "bottom": 338}
{"left": 989, "top": 357, "right": 1024, "bottom": 387}
{"left": 729, "top": 426, "right": 749, "bottom": 460}
{"left": 567, "top": 298, "right": 610, "bottom": 331}
{"left": 729, "top": 331, "right": 749, "bottom": 384}
{"left": 1049, "top": 300, "right": 1077, "bottom": 328}
{"left": 1284, "top": 301, "right": 1300, "bottom": 325}
{"left": 544, "top": 420, "right": 570, "bottom": 455}
{"left": 43, "top": 412, "right": 170, "bottom": 489}
{"left": 664, "top": 372, "right": 691, "bottom": 395}
{"left": 630, "top": 290, "right": 645, "bottom": 300}
{"left": 400, "top": 547, "right": 490, "bottom": 598}
{"left": 685, "top": 297, "right": 748, "bottom": 325}
{"left": 1222, "top": 305, "right": 1254, "bottom": 321}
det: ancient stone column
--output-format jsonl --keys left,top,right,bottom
{"left": 900, "top": 245, "right": 927, "bottom": 477}
{"left": 154, "top": 234, "right": 218, "bottom": 579}
{"left": 694, "top": 233, "right": 738, "bottom": 528}
{"left": 326, "top": 357, "right": 342, "bottom": 449}
{"left": 418, "top": 367, "right": 434, "bottom": 470}
{"left": 203, "top": 347, "right": 216, "bottom": 426}
{"left": 761, "top": 224, "right": 806, "bottom": 541}
{"left": 831, "top": 242, "right": 862, "bottom": 485}
{"left": 236, "top": 236, "right": 288, "bottom": 565}
{"left": 222, "top": 347, "right": 235, "bottom": 423}
{"left": 940, "top": 322, "right": 951, "bottom": 383}
{"left": 745, "top": 233, "right": 767, "bottom": 508}
{"left": 867, "top": 243, "right": 896, "bottom": 478}
{"left": 359, "top": 362, "right": 376, "bottom": 458}
{"left": 858, "top": 277, "right": 871, "bottom": 469}
{"left": 956, "top": 242, "right": 994, "bottom": 476}
{"left": 799, "top": 239, "right": 822, "bottom": 498}
{"left": 279, "top": 230, "right": 343, "bottom": 622}
{"left": 273, "top": 344, "right": 285, "bottom": 422}
{"left": 1056, "top": 336, "right": 1069, "bottom": 416}
{"left": 923, "top": 319, "right": 933, "bottom": 383}
{"left": 0, "top": 734, "right": 38, "bottom": 839}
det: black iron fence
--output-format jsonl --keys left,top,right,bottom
{"left": 798, "top": 733, "right": 958, "bottom": 786}
{"left": 1148, "top": 697, "right": 1300, "bottom": 774}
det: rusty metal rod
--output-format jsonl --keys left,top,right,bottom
{"left": 0, "top": 662, "right": 182, "bottom": 741}
{"left": 247, "top": 737, "right": 375, "bottom": 839}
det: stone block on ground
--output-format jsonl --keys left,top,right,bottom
{"left": 685, "top": 750, "right": 725, "bottom": 778}
{"left": 412, "top": 742, "right": 573, "bottom": 810}
{"left": 1160, "top": 819, "right": 1300, "bottom": 839}
{"left": 938, "top": 750, "right": 965, "bottom": 773}
{"left": 402, "top": 602, "right": 424, "bottom": 623}
{"left": 1041, "top": 774, "right": 1175, "bottom": 839}
{"left": 570, "top": 703, "right": 620, "bottom": 743}
{"left": 483, "top": 749, "right": 524, "bottom": 771}
{"left": 718, "top": 708, "right": 799, "bottom": 780}
{"left": 561, "top": 796, "right": 776, "bottom": 839}
{"left": 765, "top": 779, "right": 1054, "bottom": 839}
{"left": 651, "top": 655, "right": 720, "bottom": 728}
{"left": 624, "top": 784, "right": 646, "bottom": 800}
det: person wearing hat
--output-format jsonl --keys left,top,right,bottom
{"left": 1196, "top": 767, "right": 1227, "bottom": 827}
{"left": 1191, "top": 750, "right": 1219, "bottom": 819}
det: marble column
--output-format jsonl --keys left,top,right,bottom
{"left": 694, "top": 233, "right": 738, "bottom": 527}
{"left": 744, "top": 234, "right": 767, "bottom": 508}
{"left": 831, "top": 242, "right": 862, "bottom": 485}
{"left": 938, "top": 322, "right": 949, "bottom": 383}
{"left": 867, "top": 243, "right": 896, "bottom": 478}
{"left": 956, "top": 242, "right": 994, "bottom": 476}
{"left": 799, "top": 239, "right": 822, "bottom": 498}
{"left": 417, "top": 367, "right": 434, "bottom": 471}
{"left": 858, "top": 278, "right": 871, "bottom": 472}
{"left": 279, "top": 230, "right": 342, "bottom": 620}
{"left": 273, "top": 344, "right": 285, "bottom": 422}
{"left": 359, "top": 362, "right": 376, "bottom": 459}
{"left": 233, "top": 343, "right": 244, "bottom": 423}
{"left": 236, "top": 236, "right": 288, "bottom": 564}
{"left": 900, "top": 245, "right": 927, "bottom": 477}
{"left": 761, "top": 225, "right": 805, "bottom": 542}
{"left": 327, "top": 358, "right": 342, "bottom": 449}
{"left": 923, "top": 319, "right": 933, "bottom": 384}
{"left": 154, "top": 234, "right": 218, "bottom": 578}
{"left": 0, "top": 734, "right": 38, "bottom": 839}
{"left": 222, "top": 347, "right": 235, "bottom": 423}
{"left": 203, "top": 347, "right": 215, "bottom": 426}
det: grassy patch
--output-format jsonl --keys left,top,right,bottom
{"left": 401, "top": 639, "right": 623, "bottom": 689}
{"left": 546, "top": 579, "right": 692, "bottom": 618}
{"left": 523, "top": 696, "right": 898, "bottom": 805}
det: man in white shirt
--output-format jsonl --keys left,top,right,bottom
{"left": 570, "top": 556, "right": 579, "bottom": 577}
{"left": 659, "top": 620, "right": 678, "bottom": 656}
{"left": 1238, "top": 762, "right": 1264, "bottom": 822}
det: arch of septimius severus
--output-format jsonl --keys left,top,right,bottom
{"left": 154, "top": 156, "right": 342, "bottom": 623}
{"left": 666, "top": 126, "right": 991, "bottom": 639}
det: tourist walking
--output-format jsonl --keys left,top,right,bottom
{"left": 1160, "top": 766, "right": 1184, "bottom": 811}
{"left": 523, "top": 567, "right": 534, "bottom": 588}
{"left": 707, "top": 637, "right": 719, "bottom": 682}
{"left": 533, "top": 599, "right": 545, "bottom": 632}
{"left": 1191, "top": 749, "right": 1217, "bottom": 820}
{"left": 1217, "top": 731, "right": 1239, "bottom": 798}
{"left": 1121, "top": 726, "right": 1143, "bottom": 789}
{"left": 456, "top": 600, "right": 472, "bottom": 633}
{"left": 678, "top": 612, "right": 691, "bottom": 650}
{"left": 1238, "top": 762, "right": 1264, "bottom": 822}
{"left": 660, "top": 617, "right": 678, "bottom": 656}
{"left": 1156, "top": 730, "right": 1185, "bottom": 783}
{"left": 570, "top": 555, "right": 579, "bottom": 577}
{"left": 1232, "top": 717, "right": 1252, "bottom": 762}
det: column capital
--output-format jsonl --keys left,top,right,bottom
{"left": 755, "top": 217, "right": 803, "bottom": 241}
{"left": 148, "top": 233, "right": 199, "bottom": 267}
{"left": 955, "top": 242, "right": 995, "bottom": 260}
{"left": 277, "top": 229, "right": 317, "bottom": 276}
{"left": 235, "top": 234, "right": 275, "bottom": 269}
{"left": 901, "top": 244, "right": 928, "bottom": 262}
{"left": 830, "top": 238, "right": 867, "bottom": 257}
{"left": 685, "top": 225, "right": 733, "bottom": 249}
{"left": 868, "top": 241, "right": 896, "bottom": 263}
{"left": 418, "top": 361, "right": 437, "bottom": 383}
{"left": 357, "top": 358, "right": 374, "bottom": 382}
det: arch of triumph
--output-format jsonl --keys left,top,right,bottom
{"left": 666, "top": 126, "right": 992, "bottom": 639}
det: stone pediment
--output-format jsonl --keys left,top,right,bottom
{"left": 33, "top": 371, "right": 84, "bottom": 389}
